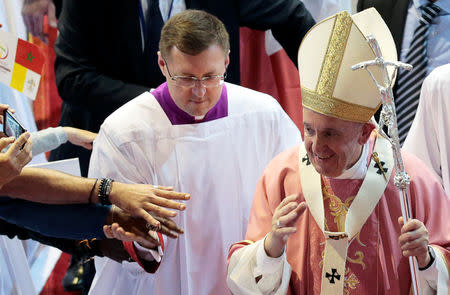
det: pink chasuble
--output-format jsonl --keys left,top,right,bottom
{"left": 229, "top": 132, "right": 450, "bottom": 294}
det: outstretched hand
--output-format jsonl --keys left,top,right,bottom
{"left": 22, "top": 0, "right": 57, "bottom": 43}
{"left": 63, "top": 127, "right": 97, "bottom": 150}
{"left": 109, "top": 183, "right": 190, "bottom": 230}
{"left": 103, "top": 206, "right": 184, "bottom": 249}
{"left": 264, "top": 195, "right": 306, "bottom": 258}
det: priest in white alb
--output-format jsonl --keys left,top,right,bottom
{"left": 87, "top": 10, "right": 301, "bottom": 295}
{"left": 403, "top": 64, "right": 450, "bottom": 196}
{"left": 227, "top": 9, "right": 450, "bottom": 295}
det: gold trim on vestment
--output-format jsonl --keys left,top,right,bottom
{"left": 302, "top": 87, "right": 377, "bottom": 123}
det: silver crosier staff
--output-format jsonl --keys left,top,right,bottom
{"left": 351, "top": 35, "right": 421, "bottom": 295}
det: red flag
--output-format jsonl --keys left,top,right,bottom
{"left": 15, "top": 38, "right": 44, "bottom": 74}
{"left": 240, "top": 27, "right": 303, "bottom": 135}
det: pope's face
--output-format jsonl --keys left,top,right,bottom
{"left": 158, "top": 45, "right": 229, "bottom": 117}
{"left": 303, "top": 108, "right": 374, "bottom": 178}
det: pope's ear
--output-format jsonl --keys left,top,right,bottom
{"left": 358, "top": 123, "right": 375, "bottom": 145}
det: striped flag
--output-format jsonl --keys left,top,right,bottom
{"left": 0, "top": 29, "right": 44, "bottom": 100}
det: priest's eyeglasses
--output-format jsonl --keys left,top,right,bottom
{"left": 163, "top": 57, "right": 226, "bottom": 88}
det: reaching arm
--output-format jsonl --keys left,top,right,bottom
{"left": 0, "top": 196, "right": 109, "bottom": 239}
{"left": 31, "top": 126, "right": 97, "bottom": 155}
{"left": 0, "top": 167, "right": 190, "bottom": 228}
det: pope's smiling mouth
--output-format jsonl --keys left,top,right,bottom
{"left": 315, "top": 154, "right": 333, "bottom": 160}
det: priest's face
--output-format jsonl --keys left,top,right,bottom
{"left": 303, "top": 108, "right": 374, "bottom": 178}
{"left": 158, "top": 45, "right": 229, "bottom": 117}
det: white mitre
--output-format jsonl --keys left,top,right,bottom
{"left": 298, "top": 8, "right": 397, "bottom": 123}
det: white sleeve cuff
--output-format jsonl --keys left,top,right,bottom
{"left": 132, "top": 234, "right": 165, "bottom": 263}
{"left": 419, "top": 246, "right": 449, "bottom": 293}
{"left": 255, "top": 235, "right": 285, "bottom": 277}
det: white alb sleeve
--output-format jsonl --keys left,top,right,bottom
{"left": 418, "top": 246, "right": 449, "bottom": 295}
{"left": 132, "top": 234, "right": 166, "bottom": 263}
{"left": 227, "top": 237, "right": 291, "bottom": 295}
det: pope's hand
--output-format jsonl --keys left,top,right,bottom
{"left": 264, "top": 195, "right": 306, "bottom": 258}
{"left": 398, "top": 217, "right": 430, "bottom": 268}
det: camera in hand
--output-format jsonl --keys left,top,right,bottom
{"left": 3, "top": 109, "right": 26, "bottom": 139}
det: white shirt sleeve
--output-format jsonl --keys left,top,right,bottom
{"left": 227, "top": 238, "right": 291, "bottom": 295}
{"left": 418, "top": 246, "right": 449, "bottom": 295}
{"left": 133, "top": 239, "right": 164, "bottom": 263}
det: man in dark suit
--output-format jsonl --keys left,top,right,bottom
{"left": 50, "top": 0, "right": 315, "bottom": 176}
{"left": 357, "top": 0, "right": 410, "bottom": 54}
{"left": 357, "top": 0, "right": 449, "bottom": 142}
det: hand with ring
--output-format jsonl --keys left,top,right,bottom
{"left": 264, "top": 195, "right": 306, "bottom": 258}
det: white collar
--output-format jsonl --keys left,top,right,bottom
{"left": 332, "top": 140, "right": 369, "bottom": 180}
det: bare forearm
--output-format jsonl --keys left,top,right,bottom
{"left": 0, "top": 167, "right": 94, "bottom": 204}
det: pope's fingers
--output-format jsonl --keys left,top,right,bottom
{"left": 275, "top": 194, "right": 298, "bottom": 212}
{"left": 398, "top": 227, "right": 428, "bottom": 245}
{"left": 295, "top": 202, "right": 307, "bottom": 214}
{"left": 276, "top": 207, "right": 302, "bottom": 229}
{"left": 274, "top": 201, "right": 299, "bottom": 221}
{"left": 400, "top": 236, "right": 428, "bottom": 251}
{"left": 401, "top": 219, "right": 425, "bottom": 234}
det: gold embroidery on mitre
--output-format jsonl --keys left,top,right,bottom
{"left": 316, "top": 11, "right": 352, "bottom": 97}
{"left": 302, "top": 87, "right": 377, "bottom": 123}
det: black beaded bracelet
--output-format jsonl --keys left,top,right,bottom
{"left": 98, "top": 178, "right": 114, "bottom": 205}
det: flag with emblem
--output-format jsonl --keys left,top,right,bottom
{"left": 0, "top": 29, "right": 44, "bottom": 100}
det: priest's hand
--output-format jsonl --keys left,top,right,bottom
{"left": 264, "top": 195, "right": 306, "bottom": 258}
{"left": 398, "top": 217, "right": 430, "bottom": 268}
{"left": 108, "top": 183, "right": 190, "bottom": 230}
